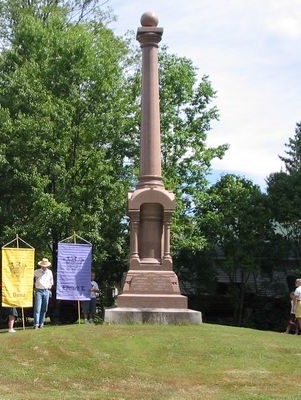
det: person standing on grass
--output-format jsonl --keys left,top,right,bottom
{"left": 82, "top": 272, "right": 99, "bottom": 324}
{"left": 283, "top": 292, "right": 298, "bottom": 335}
{"left": 7, "top": 307, "right": 18, "bottom": 333}
{"left": 33, "top": 257, "right": 53, "bottom": 329}
{"left": 294, "top": 278, "right": 301, "bottom": 335}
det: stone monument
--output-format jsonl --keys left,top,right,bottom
{"left": 104, "top": 12, "right": 202, "bottom": 324}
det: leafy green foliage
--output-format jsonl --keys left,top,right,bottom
{"left": 267, "top": 122, "right": 301, "bottom": 272}
{"left": 0, "top": 0, "right": 135, "bottom": 278}
{"left": 267, "top": 171, "right": 301, "bottom": 223}
{"left": 279, "top": 121, "right": 301, "bottom": 174}
{"left": 199, "top": 175, "right": 272, "bottom": 273}
{"left": 266, "top": 171, "right": 301, "bottom": 271}
{"left": 197, "top": 174, "right": 274, "bottom": 323}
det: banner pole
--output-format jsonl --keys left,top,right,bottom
{"left": 73, "top": 233, "right": 81, "bottom": 324}
{"left": 16, "top": 235, "right": 25, "bottom": 331}
{"left": 21, "top": 307, "right": 25, "bottom": 330}
{"left": 78, "top": 301, "right": 81, "bottom": 325}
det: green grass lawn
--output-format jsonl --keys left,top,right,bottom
{"left": 0, "top": 322, "right": 300, "bottom": 400}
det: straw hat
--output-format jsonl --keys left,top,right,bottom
{"left": 38, "top": 258, "right": 51, "bottom": 267}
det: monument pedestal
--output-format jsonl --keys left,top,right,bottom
{"left": 104, "top": 269, "right": 202, "bottom": 324}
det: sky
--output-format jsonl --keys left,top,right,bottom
{"left": 106, "top": 0, "right": 301, "bottom": 191}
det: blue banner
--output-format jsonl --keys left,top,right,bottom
{"left": 56, "top": 243, "right": 92, "bottom": 300}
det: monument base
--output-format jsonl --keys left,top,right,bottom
{"left": 104, "top": 307, "right": 202, "bottom": 324}
{"left": 117, "top": 293, "right": 188, "bottom": 308}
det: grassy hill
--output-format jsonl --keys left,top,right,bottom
{"left": 0, "top": 323, "right": 300, "bottom": 400}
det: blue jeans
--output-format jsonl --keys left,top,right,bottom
{"left": 34, "top": 289, "right": 50, "bottom": 327}
{"left": 82, "top": 298, "right": 97, "bottom": 314}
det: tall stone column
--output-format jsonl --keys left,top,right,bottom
{"left": 104, "top": 12, "right": 202, "bottom": 324}
{"left": 137, "top": 13, "right": 163, "bottom": 188}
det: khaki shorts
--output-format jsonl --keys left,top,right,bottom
{"left": 295, "top": 301, "right": 301, "bottom": 318}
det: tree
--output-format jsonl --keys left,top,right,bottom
{"left": 197, "top": 174, "right": 273, "bottom": 325}
{"left": 279, "top": 122, "right": 301, "bottom": 174}
{"left": 266, "top": 172, "right": 301, "bottom": 222}
{"left": 266, "top": 121, "right": 301, "bottom": 273}
{"left": 266, "top": 171, "right": 301, "bottom": 271}
{"left": 0, "top": 0, "right": 136, "bottom": 282}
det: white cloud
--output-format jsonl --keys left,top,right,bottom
{"left": 268, "top": 17, "right": 301, "bottom": 38}
{"left": 107, "top": 0, "right": 301, "bottom": 190}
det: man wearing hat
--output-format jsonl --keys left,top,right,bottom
{"left": 33, "top": 257, "right": 54, "bottom": 329}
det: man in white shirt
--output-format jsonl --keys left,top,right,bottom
{"left": 33, "top": 257, "right": 54, "bottom": 329}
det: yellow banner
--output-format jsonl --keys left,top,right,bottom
{"left": 2, "top": 247, "right": 35, "bottom": 307}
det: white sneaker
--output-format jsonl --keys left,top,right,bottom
{"left": 84, "top": 319, "right": 89, "bottom": 324}
{"left": 8, "top": 328, "right": 16, "bottom": 333}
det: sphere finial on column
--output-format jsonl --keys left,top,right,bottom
{"left": 140, "top": 11, "right": 159, "bottom": 27}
